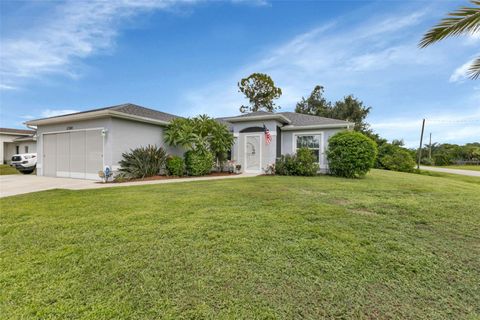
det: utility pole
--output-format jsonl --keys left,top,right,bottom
{"left": 417, "top": 119, "right": 425, "bottom": 170}
{"left": 428, "top": 133, "right": 432, "bottom": 160}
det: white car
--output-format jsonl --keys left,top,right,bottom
{"left": 10, "top": 153, "right": 37, "bottom": 174}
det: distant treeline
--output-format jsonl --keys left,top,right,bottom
{"left": 418, "top": 142, "right": 480, "bottom": 166}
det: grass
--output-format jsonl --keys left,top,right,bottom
{"left": 0, "top": 164, "right": 18, "bottom": 175}
{"left": 1, "top": 170, "right": 479, "bottom": 319}
{"left": 438, "top": 165, "right": 480, "bottom": 172}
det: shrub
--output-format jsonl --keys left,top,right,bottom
{"left": 377, "top": 144, "right": 416, "bottom": 173}
{"left": 380, "top": 148, "right": 416, "bottom": 173}
{"left": 327, "top": 131, "right": 377, "bottom": 178}
{"left": 184, "top": 150, "right": 214, "bottom": 176}
{"left": 433, "top": 152, "right": 452, "bottom": 166}
{"left": 420, "top": 157, "right": 434, "bottom": 166}
{"left": 117, "top": 145, "right": 166, "bottom": 180}
{"left": 166, "top": 155, "right": 185, "bottom": 176}
{"left": 275, "top": 148, "right": 319, "bottom": 176}
{"left": 275, "top": 154, "right": 295, "bottom": 176}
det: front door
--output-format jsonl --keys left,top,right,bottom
{"left": 245, "top": 135, "right": 261, "bottom": 173}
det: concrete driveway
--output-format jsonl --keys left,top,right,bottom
{"left": 0, "top": 173, "right": 258, "bottom": 198}
{"left": 419, "top": 166, "right": 480, "bottom": 177}
{"left": 0, "top": 175, "right": 97, "bottom": 198}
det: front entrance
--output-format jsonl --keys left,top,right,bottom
{"left": 245, "top": 134, "right": 261, "bottom": 173}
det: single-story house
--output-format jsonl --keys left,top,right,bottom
{"left": 0, "top": 128, "right": 37, "bottom": 164}
{"left": 25, "top": 103, "right": 353, "bottom": 179}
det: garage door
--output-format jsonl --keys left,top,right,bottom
{"left": 43, "top": 130, "right": 103, "bottom": 180}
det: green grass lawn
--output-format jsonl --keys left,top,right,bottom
{"left": 439, "top": 165, "right": 480, "bottom": 172}
{"left": 0, "top": 164, "right": 18, "bottom": 175}
{"left": 1, "top": 170, "right": 479, "bottom": 319}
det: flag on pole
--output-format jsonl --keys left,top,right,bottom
{"left": 263, "top": 124, "right": 272, "bottom": 145}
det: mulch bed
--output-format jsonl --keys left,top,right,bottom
{"left": 104, "top": 172, "right": 239, "bottom": 184}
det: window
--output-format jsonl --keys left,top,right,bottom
{"left": 296, "top": 134, "right": 321, "bottom": 163}
{"left": 25, "top": 146, "right": 29, "bottom": 153}
{"left": 15, "top": 146, "right": 19, "bottom": 154}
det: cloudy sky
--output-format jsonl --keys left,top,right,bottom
{"left": 1, "top": 0, "right": 479, "bottom": 147}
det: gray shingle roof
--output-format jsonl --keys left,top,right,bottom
{"left": 278, "top": 112, "right": 350, "bottom": 126}
{"left": 0, "top": 127, "right": 35, "bottom": 135}
{"left": 111, "top": 104, "right": 180, "bottom": 122}
{"left": 28, "top": 103, "right": 181, "bottom": 123}
{"left": 220, "top": 111, "right": 351, "bottom": 127}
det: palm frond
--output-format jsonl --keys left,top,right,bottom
{"left": 419, "top": 0, "right": 480, "bottom": 48}
{"left": 468, "top": 56, "right": 480, "bottom": 79}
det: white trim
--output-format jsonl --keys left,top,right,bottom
{"left": 223, "top": 114, "right": 291, "bottom": 124}
{"left": 244, "top": 133, "right": 262, "bottom": 173}
{"left": 282, "top": 123, "right": 353, "bottom": 131}
{"left": 0, "top": 131, "right": 33, "bottom": 136}
{"left": 42, "top": 127, "right": 105, "bottom": 135}
{"left": 292, "top": 131, "right": 325, "bottom": 169}
{"left": 26, "top": 110, "right": 170, "bottom": 127}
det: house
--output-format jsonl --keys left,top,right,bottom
{"left": 0, "top": 128, "right": 37, "bottom": 164}
{"left": 25, "top": 103, "right": 353, "bottom": 179}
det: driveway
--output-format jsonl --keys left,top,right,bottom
{"left": 419, "top": 166, "right": 480, "bottom": 177}
{"left": 0, "top": 173, "right": 258, "bottom": 198}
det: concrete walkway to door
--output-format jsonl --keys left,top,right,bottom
{"left": 0, "top": 173, "right": 259, "bottom": 198}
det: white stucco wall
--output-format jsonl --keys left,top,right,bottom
{"left": 281, "top": 128, "right": 345, "bottom": 170}
{"left": 230, "top": 120, "right": 280, "bottom": 173}
{"left": 109, "top": 118, "right": 183, "bottom": 170}
{"left": 35, "top": 116, "right": 184, "bottom": 176}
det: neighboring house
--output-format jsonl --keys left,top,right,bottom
{"left": 26, "top": 103, "right": 353, "bottom": 180}
{"left": 0, "top": 128, "right": 37, "bottom": 164}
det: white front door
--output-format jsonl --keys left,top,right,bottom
{"left": 245, "top": 135, "right": 261, "bottom": 173}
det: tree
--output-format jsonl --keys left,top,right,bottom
{"left": 420, "top": 0, "right": 480, "bottom": 79}
{"left": 295, "top": 85, "right": 371, "bottom": 132}
{"left": 238, "top": 73, "right": 282, "bottom": 113}
{"left": 164, "top": 115, "right": 234, "bottom": 164}
{"left": 295, "top": 85, "right": 331, "bottom": 115}
{"left": 331, "top": 95, "right": 371, "bottom": 132}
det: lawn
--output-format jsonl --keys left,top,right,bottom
{"left": 439, "top": 165, "right": 480, "bottom": 172}
{"left": 0, "top": 164, "right": 18, "bottom": 175}
{"left": 1, "top": 170, "right": 479, "bottom": 319}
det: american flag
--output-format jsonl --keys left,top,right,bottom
{"left": 263, "top": 124, "right": 272, "bottom": 145}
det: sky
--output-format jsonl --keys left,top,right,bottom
{"left": 0, "top": 0, "right": 479, "bottom": 147}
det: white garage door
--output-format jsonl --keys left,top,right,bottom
{"left": 43, "top": 130, "right": 103, "bottom": 180}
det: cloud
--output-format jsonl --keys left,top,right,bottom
{"left": 41, "top": 109, "right": 80, "bottom": 118}
{"left": 180, "top": 9, "right": 435, "bottom": 116}
{"left": 449, "top": 58, "right": 478, "bottom": 82}
{"left": 0, "top": 0, "right": 202, "bottom": 90}
{"left": 371, "top": 107, "right": 480, "bottom": 147}
{"left": 0, "top": 84, "right": 18, "bottom": 90}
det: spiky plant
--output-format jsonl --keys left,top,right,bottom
{"left": 117, "top": 145, "right": 167, "bottom": 179}
{"left": 420, "top": 0, "right": 480, "bottom": 79}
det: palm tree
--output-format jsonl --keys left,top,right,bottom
{"left": 420, "top": 0, "right": 480, "bottom": 79}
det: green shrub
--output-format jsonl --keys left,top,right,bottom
{"left": 420, "top": 157, "right": 434, "bottom": 166}
{"left": 377, "top": 144, "right": 416, "bottom": 172}
{"left": 275, "top": 148, "right": 319, "bottom": 176}
{"left": 276, "top": 154, "right": 296, "bottom": 176}
{"left": 433, "top": 152, "right": 452, "bottom": 166}
{"left": 184, "top": 150, "right": 214, "bottom": 176}
{"left": 118, "top": 145, "right": 166, "bottom": 180}
{"left": 380, "top": 148, "right": 416, "bottom": 173}
{"left": 166, "top": 155, "right": 185, "bottom": 176}
{"left": 327, "top": 131, "right": 377, "bottom": 178}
